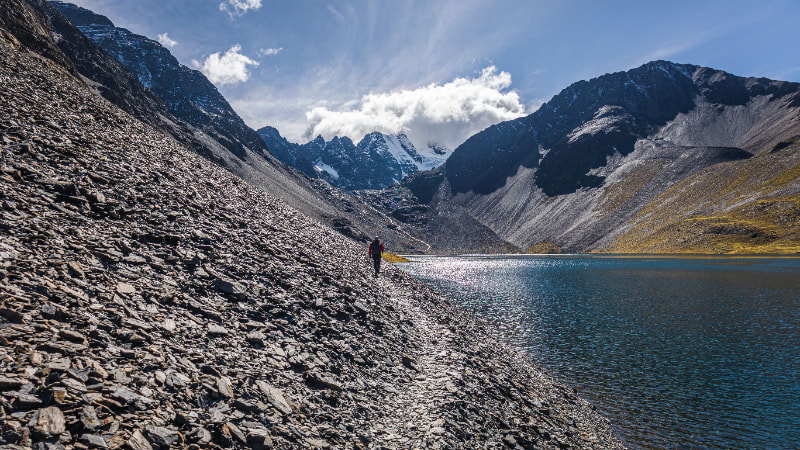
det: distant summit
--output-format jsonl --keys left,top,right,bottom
{"left": 446, "top": 60, "right": 800, "bottom": 197}
{"left": 258, "top": 127, "right": 451, "bottom": 190}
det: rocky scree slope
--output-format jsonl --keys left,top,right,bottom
{"left": 12, "top": 0, "right": 204, "bottom": 161}
{"left": 39, "top": 0, "right": 427, "bottom": 254}
{"left": 259, "top": 127, "right": 449, "bottom": 190}
{"left": 0, "top": 30, "right": 622, "bottom": 450}
{"left": 398, "top": 61, "right": 800, "bottom": 253}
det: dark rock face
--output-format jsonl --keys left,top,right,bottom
{"left": 0, "top": 15, "right": 623, "bottom": 449}
{"left": 259, "top": 127, "right": 448, "bottom": 190}
{"left": 19, "top": 0, "right": 185, "bottom": 144}
{"left": 256, "top": 126, "right": 319, "bottom": 177}
{"left": 446, "top": 61, "right": 800, "bottom": 197}
{"left": 401, "top": 168, "right": 446, "bottom": 205}
{"left": 0, "top": 0, "right": 76, "bottom": 73}
{"left": 52, "top": 0, "right": 268, "bottom": 161}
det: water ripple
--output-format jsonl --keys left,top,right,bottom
{"left": 398, "top": 255, "right": 800, "bottom": 449}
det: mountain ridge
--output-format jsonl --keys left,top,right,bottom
{"left": 258, "top": 126, "right": 450, "bottom": 190}
{"left": 360, "top": 60, "right": 800, "bottom": 254}
{"left": 52, "top": 0, "right": 268, "bottom": 161}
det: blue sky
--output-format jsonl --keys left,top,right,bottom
{"left": 68, "top": 0, "right": 800, "bottom": 148}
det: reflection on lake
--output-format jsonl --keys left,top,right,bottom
{"left": 397, "top": 255, "right": 800, "bottom": 449}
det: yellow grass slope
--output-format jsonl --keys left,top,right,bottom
{"left": 604, "top": 141, "right": 800, "bottom": 254}
{"left": 381, "top": 252, "right": 412, "bottom": 263}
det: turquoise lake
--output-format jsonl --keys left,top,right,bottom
{"left": 396, "top": 255, "right": 800, "bottom": 449}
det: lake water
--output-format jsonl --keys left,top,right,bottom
{"left": 396, "top": 255, "right": 800, "bottom": 449}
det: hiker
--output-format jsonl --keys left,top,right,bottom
{"left": 368, "top": 236, "right": 384, "bottom": 276}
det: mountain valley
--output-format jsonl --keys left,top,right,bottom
{"left": 0, "top": 0, "right": 622, "bottom": 448}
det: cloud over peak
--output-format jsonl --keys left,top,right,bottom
{"left": 157, "top": 32, "right": 177, "bottom": 48}
{"left": 304, "top": 66, "right": 527, "bottom": 149}
{"left": 192, "top": 45, "right": 259, "bottom": 86}
{"left": 219, "top": 0, "right": 262, "bottom": 16}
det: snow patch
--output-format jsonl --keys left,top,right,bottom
{"left": 314, "top": 159, "right": 339, "bottom": 179}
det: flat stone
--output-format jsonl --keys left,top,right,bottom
{"left": 212, "top": 277, "right": 246, "bottom": 299}
{"left": 61, "top": 377, "right": 87, "bottom": 393}
{"left": 67, "top": 261, "right": 85, "bottom": 278}
{"left": 59, "top": 329, "right": 86, "bottom": 343}
{"left": 115, "top": 282, "right": 136, "bottom": 295}
{"left": 305, "top": 371, "right": 344, "bottom": 392}
{"left": 38, "top": 341, "right": 87, "bottom": 354}
{"left": 126, "top": 430, "right": 153, "bottom": 450}
{"left": 246, "top": 330, "right": 266, "bottom": 345}
{"left": 108, "top": 386, "right": 151, "bottom": 405}
{"left": 144, "top": 425, "right": 181, "bottom": 448}
{"left": 161, "top": 319, "right": 175, "bottom": 333}
{"left": 225, "top": 422, "right": 247, "bottom": 444}
{"left": 40, "top": 303, "right": 59, "bottom": 319}
{"left": 0, "top": 375, "right": 23, "bottom": 390}
{"left": 189, "top": 427, "right": 212, "bottom": 444}
{"left": 34, "top": 406, "right": 65, "bottom": 436}
{"left": 246, "top": 428, "right": 273, "bottom": 450}
{"left": 17, "top": 393, "right": 42, "bottom": 408}
{"left": 48, "top": 357, "right": 71, "bottom": 371}
{"left": 80, "top": 405, "right": 101, "bottom": 430}
{"left": 124, "top": 317, "right": 153, "bottom": 331}
{"left": 217, "top": 376, "right": 234, "bottom": 399}
{"left": 80, "top": 433, "right": 109, "bottom": 448}
{"left": 207, "top": 324, "right": 228, "bottom": 336}
{"left": 256, "top": 381, "right": 292, "bottom": 416}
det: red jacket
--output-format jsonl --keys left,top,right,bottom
{"left": 369, "top": 241, "right": 384, "bottom": 257}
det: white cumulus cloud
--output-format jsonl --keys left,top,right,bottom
{"left": 304, "top": 66, "right": 527, "bottom": 149}
{"left": 157, "top": 33, "right": 177, "bottom": 48}
{"left": 219, "top": 0, "right": 262, "bottom": 16}
{"left": 192, "top": 45, "right": 259, "bottom": 86}
{"left": 258, "top": 47, "right": 283, "bottom": 57}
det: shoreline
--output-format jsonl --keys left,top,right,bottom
{"left": 399, "top": 252, "right": 800, "bottom": 258}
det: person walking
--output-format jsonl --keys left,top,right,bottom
{"left": 368, "top": 236, "right": 384, "bottom": 276}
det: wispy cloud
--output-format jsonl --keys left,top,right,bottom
{"left": 302, "top": 66, "right": 527, "bottom": 149}
{"left": 192, "top": 45, "right": 259, "bottom": 86}
{"left": 326, "top": 5, "right": 345, "bottom": 23}
{"left": 232, "top": 1, "right": 531, "bottom": 144}
{"left": 258, "top": 47, "right": 283, "bottom": 57}
{"left": 219, "top": 0, "right": 262, "bottom": 17}
{"left": 156, "top": 32, "right": 177, "bottom": 48}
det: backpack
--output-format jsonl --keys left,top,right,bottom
{"left": 370, "top": 241, "right": 382, "bottom": 257}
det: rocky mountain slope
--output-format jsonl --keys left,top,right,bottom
{"left": 259, "top": 127, "right": 449, "bottom": 190}
{"left": 38, "top": 0, "right": 437, "bottom": 254}
{"left": 389, "top": 61, "right": 800, "bottom": 253}
{"left": 0, "top": 2, "right": 622, "bottom": 447}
